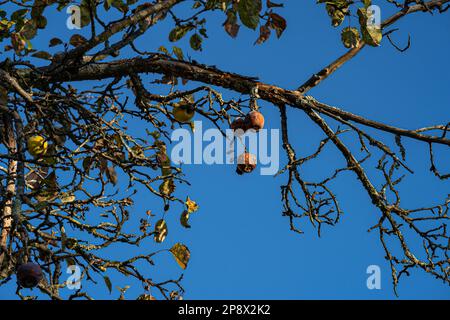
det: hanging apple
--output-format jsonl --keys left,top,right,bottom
{"left": 245, "top": 111, "right": 265, "bottom": 131}
{"left": 27, "top": 135, "right": 48, "bottom": 158}
{"left": 236, "top": 152, "right": 257, "bottom": 175}
{"left": 16, "top": 262, "right": 43, "bottom": 288}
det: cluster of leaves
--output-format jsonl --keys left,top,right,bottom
{"left": 0, "top": 0, "right": 88, "bottom": 55}
{"left": 1, "top": 0, "right": 288, "bottom": 62}
{"left": 318, "top": 0, "right": 382, "bottom": 48}
{"left": 168, "top": 0, "right": 287, "bottom": 50}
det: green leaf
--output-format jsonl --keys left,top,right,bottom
{"left": 11, "top": 9, "right": 28, "bottom": 22}
{"left": 80, "top": 1, "right": 92, "bottom": 27}
{"left": 49, "top": 37, "right": 63, "bottom": 47}
{"left": 199, "top": 28, "right": 208, "bottom": 38}
{"left": 0, "top": 10, "right": 8, "bottom": 19}
{"left": 172, "top": 46, "right": 184, "bottom": 60}
{"left": 21, "top": 20, "right": 37, "bottom": 40}
{"left": 205, "top": 0, "right": 224, "bottom": 10}
{"left": 82, "top": 157, "right": 93, "bottom": 173}
{"left": 34, "top": 15, "right": 47, "bottom": 29}
{"left": 238, "top": 0, "right": 262, "bottom": 30}
{"left": 56, "top": 2, "right": 69, "bottom": 11}
{"left": 169, "top": 25, "right": 193, "bottom": 42}
{"left": 358, "top": 8, "right": 382, "bottom": 46}
{"left": 69, "top": 34, "right": 88, "bottom": 47}
{"left": 341, "top": 27, "right": 360, "bottom": 48}
{"left": 14, "top": 19, "right": 25, "bottom": 33}
{"left": 0, "top": 19, "right": 15, "bottom": 31}
{"left": 35, "top": 171, "right": 58, "bottom": 202}
{"left": 189, "top": 33, "right": 202, "bottom": 51}
{"left": 32, "top": 51, "right": 52, "bottom": 60}
{"left": 326, "top": 3, "right": 348, "bottom": 27}
{"left": 31, "top": 0, "right": 46, "bottom": 19}
{"left": 362, "top": 0, "right": 372, "bottom": 7}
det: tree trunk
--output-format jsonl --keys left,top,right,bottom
{"left": 0, "top": 87, "right": 17, "bottom": 271}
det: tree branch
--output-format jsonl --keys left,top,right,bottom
{"left": 20, "top": 55, "right": 450, "bottom": 146}
{"left": 296, "top": 0, "right": 450, "bottom": 94}
{"left": 52, "top": 0, "right": 184, "bottom": 63}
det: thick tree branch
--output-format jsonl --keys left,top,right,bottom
{"left": 0, "top": 113, "right": 17, "bottom": 269}
{"left": 20, "top": 55, "right": 450, "bottom": 146}
{"left": 0, "top": 70, "right": 34, "bottom": 104}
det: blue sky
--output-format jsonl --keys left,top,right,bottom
{"left": 0, "top": 1, "right": 449, "bottom": 299}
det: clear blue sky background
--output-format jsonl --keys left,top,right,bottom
{"left": 0, "top": 1, "right": 449, "bottom": 300}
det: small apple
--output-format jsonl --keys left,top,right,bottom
{"left": 245, "top": 111, "right": 265, "bottom": 131}
{"left": 27, "top": 135, "right": 48, "bottom": 158}
{"left": 236, "top": 152, "right": 257, "bottom": 175}
{"left": 16, "top": 262, "right": 43, "bottom": 288}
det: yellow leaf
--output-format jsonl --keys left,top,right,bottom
{"left": 185, "top": 197, "right": 198, "bottom": 213}
{"left": 154, "top": 219, "right": 168, "bottom": 243}
{"left": 60, "top": 193, "right": 75, "bottom": 203}
{"left": 180, "top": 210, "right": 191, "bottom": 228}
{"left": 159, "top": 178, "right": 175, "bottom": 196}
{"left": 169, "top": 243, "right": 190, "bottom": 269}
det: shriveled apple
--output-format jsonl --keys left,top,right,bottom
{"left": 236, "top": 152, "right": 257, "bottom": 175}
